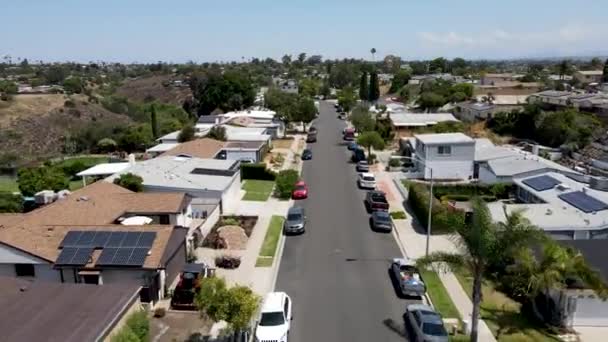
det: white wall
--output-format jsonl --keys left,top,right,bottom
{"left": 419, "top": 143, "right": 475, "bottom": 180}
{"left": 221, "top": 172, "right": 242, "bottom": 213}
{"left": 225, "top": 150, "right": 258, "bottom": 162}
{"left": 199, "top": 205, "right": 220, "bottom": 237}
{"left": 171, "top": 203, "right": 193, "bottom": 227}
{"left": 0, "top": 243, "right": 61, "bottom": 281}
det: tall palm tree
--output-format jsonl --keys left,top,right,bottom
{"left": 417, "top": 200, "right": 543, "bottom": 342}
{"left": 370, "top": 48, "right": 376, "bottom": 62}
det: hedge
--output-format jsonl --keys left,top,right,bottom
{"left": 440, "top": 194, "right": 497, "bottom": 202}
{"left": 407, "top": 183, "right": 465, "bottom": 234}
{"left": 275, "top": 170, "right": 299, "bottom": 199}
{"left": 432, "top": 183, "right": 512, "bottom": 200}
{"left": 240, "top": 163, "right": 276, "bottom": 181}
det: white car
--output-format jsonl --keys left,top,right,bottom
{"left": 255, "top": 292, "right": 292, "bottom": 342}
{"left": 358, "top": 172, "right": 376, "bottom": 189}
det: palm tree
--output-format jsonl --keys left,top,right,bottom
{"left": 370, "top": 48, "right": 376, "bottom": 61}
{"left": 558, "top": 60, "right": 570, "bottom": 80}
{"left": 417, "top": 200, "right": 543, "bottom": 342}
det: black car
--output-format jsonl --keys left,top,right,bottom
{"left": 301, "top": 149, "right": 312, "bottom": 160}
{"left": 370, "top": 211, "right": 393, "bottom": 232}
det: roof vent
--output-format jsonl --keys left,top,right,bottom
{"left": 545, "top": 208, "right": 553, "bottom": 215}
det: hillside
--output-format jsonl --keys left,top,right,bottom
{"left": 115, "top": 75, "right": 191, "bottom": 106}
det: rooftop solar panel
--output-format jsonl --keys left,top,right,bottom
{"left": 522, "top": 175, "right": 561, "bottom": 191}
{"left": 126, "top": 248, "right": 149, "bottom": 266}
{"left": 70, "top": 247, "right": 94, "bottom": 265}
{"left": 76, "top": 231, "right": 96, "bottom": 246}
{"left": 59, "top": 231, "right": 82, "bottom": 247}
{"left": 121, "top": 232, "right": 142, "bottom": 247}
{"left": 106, "top": 232, "right": 126, "bottom": 247}
{"left": 97, "top": 247, "right": 119, "bottom": 265}
{"left": 92, "top": 231, "right": 111, "bottom": 248}
{"left": 137, "top": 232, "right": 157, "bottom": 248}
{"left": 112, "top": 248, "right": 134, "bottom": 265}
{"left": 55, "top": 247, "right": 78, "bottom": 264}
{"left": 558, "top": 191, "right": 608, "bottom": 213}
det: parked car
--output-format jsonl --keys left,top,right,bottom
{"left": 364, "top": 190, "right": 389, "bottom": 212}
{"left": 171, "top": 263, "right": 214, "bottom": 310}
{"left": 347, "top": 142, "right": 359, "bottom": 151}
{"left": 390, "top": 258, "right": 425, "bottom": 297}
{"left": 301, "top": 149, "right": 312, "bottom": 160}
{"left": 356, "top": 160, "right": 369, "bottom": 172}
{"left": 308, "top": 126, "right": 317, "bottom": 133}
{"left": 371, "top": 211, "right": 393, "bottom": 232}
{"left": 284, "top": 207, "right": 306, "bottom": 234}
{"left": 292, "top": 180, "right": 308, "bottom": 199}
{"left": 357, "top": 172, "right": 376, "bottom": 189}
{"left": 405, "top": 304, "right": 449, "bottom": 342}
{"left": 343, "top": 127, "right": 355, "bottom": 141}
{"left": 255, "top": 292, "right": 293, "bottom": 342}
{"left": 351, "top": 148, "right": 366, "bottom": 163}
{"left": 306, "top": 131, "right": 317, "bottom": 143}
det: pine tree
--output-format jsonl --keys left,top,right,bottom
{"left": 150, "top": 104, "right": 159, "bottom": 139}
{"left": 369, "top": 72, "right": 380, "bottom": 102}
{"left": 603, "top": 59, "right": 608, "bottom": 83}
{"left": 359, "top": 72, "right": 369, "bottom": 101}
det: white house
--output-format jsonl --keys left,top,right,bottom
{"left": 412, "top": 133, "right": 475, "bottom": 180}
{"left": 222, "top": 125, "right": 272, "bottom": 143}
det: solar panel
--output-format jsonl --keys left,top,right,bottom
{"left": 127, "top": 248, "right": 149, "bottom": 266}
{"left": 97, "top": 247, "right": 119, "bottom": 265}
{"left": 70, "top": 247, "right": 94, "bottom": 265}
{"left": 559, "top": 191, "right": 608, "bottom": 213}
{"left": 121, "top": 232, "right": 142, "bottom": 247}
{"left": 92, "top": 231, "right": 111, "bottom": 248}
{"left": 59, "top": 231, "right": 82, "bottom": 247}
{"left": 76, "top": 231, "right": 96, "bottom": 246}
{"left": 136, "top": 232, "right": 157, "bottom": 248}
{"left": 56, "top": 247, "right": 78, "bottom": 264}
{"left": 112, "top": 248, "right": 134, "bottom": 265}
{"left": 106, "top": 232, "right": 127, "bottom": 247}
{"left": 522, "top": 175, "right": 560, "bottom": 191}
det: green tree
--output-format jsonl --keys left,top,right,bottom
{"left": 149, "top": 104, "right": 159, "bottom": 139}
{"left": 357, "top": 131, "right": 385, "bottom": 157}
{"left": 293, "top": 96, "right": 317, "bottom": 130}
{"left": 207, "top": 126, "right": 227, "bottom": 141}
{"left": 450, "top": 83, "right": 474, "bottom": 99}
{"left": 17, "top": 167, "right": 69, "bottom": 196}
{"left": 350, "top": 106, "right": 375, "bottom": 132}
{"left": 190, "top": 71, "right": 255, "bottom": 115}
{"left": 297, "top": 52, "right": 307, "bottom": 65}
{"left": 274, "top": 169, "right": 300, "bottom": 199}
{"left": 368, "top": 71, "right": 380, "bottom": 102}
{"left": 603, "top": 59, "right": 608, "bottom": 83}
{"left": 0, "top": 80, "right": 18, "bottom": 94}
{"left": 417, "top": 92, "right": 447, "bottom": 110}
{"left": 337, "top": 86, "right": 357, "bottom": 112}
{"left": 450, "top": 91, "right": 467, "bottom": 103}
{"left": 97, "top": 138, "right": 117, "bottom": 152}
{"left": 558, "top": 60, "right": 571, "bottom": 80}
{"left": 298, "top": 78, "right": 320, "bottom": 97}
{"left": 370, "top": 48, "right": 376, "bottom": 61}
{"left": 113, "top": 173, "right": 144, "bottom": 192}
{"left": 359, "top": 72, "right": 369, "bottom": 101}
{"left": 590, "top": 57, "right": 603, "bottom": 69}
{"left": 389, "top": 70, "right": 411, "bottom": 93}
{"left": 451, "top": 57, "right": 467, "bottom": 70}
{"left": 125, "top": 310, "right": 150, "bottom": 341}
{"left": 281, "top": 54, "right": 292, "bottom": 67}
{"left": 429, "top": 57, "right": 448, "bottom": 73}
{"left": 45, "top": 65, "right": 67, "bottom": 84}
{"left": 62, "top": 77, "right": 84, "bottom": 94}
{"left": 118, "top": 125, "right": 153, "bottom": 152}
{"left": 0, "top": 193, "right": 23, "bottom": 213}
{"left": 178, "top": 124, "right": 196, "bottom": 143}
{"left": 417, "top": 199, "right": 543, "bottom": 342}
{"left": 329, "top": 63, "right": 358, "bottom": 89}
{"left": 320, "top": 81, "right": 331, "bottom": 98}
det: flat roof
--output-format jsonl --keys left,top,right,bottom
{"left": 577, "top": 70, "right": 603, "bottom": 75}
{"left": 390, "top": 113, "right": 459, "bottom": 127}
{"left": 415, "top": 132, "right": 474, "bottom": 145}
{"left": 77, "top": 162, "right": 131, "bottom": 177}
{"left": 486, "top": 153, "right": 574, "bottom": 176}
{"left": 0, "top": 277, "right": 140, "bottom": 342}
{"left": 156, "top": 131, "right": 180, "bottom": 142}
{"left": 474, "top": 139, "right": 519, "bottom": 162}
{"left": 146, "top": 143, "right": 180, "bottom": 153}
{"left": 224, "top": 140, "right": 265, "bottom": 150}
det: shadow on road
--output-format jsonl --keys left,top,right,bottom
{"left": 382, "top": 318, "right": 408, "bottom": 339}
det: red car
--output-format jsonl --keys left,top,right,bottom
{"left": 292, "top": 180, "right": 308, "bottom": 199}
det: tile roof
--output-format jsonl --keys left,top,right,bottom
{"left": 160, "top": 138, "right": 225, "bottom": 159}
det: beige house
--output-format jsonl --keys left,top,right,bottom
{"left": 574, "top": 70, "right": 603, "bottom": 85}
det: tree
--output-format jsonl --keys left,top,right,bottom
{"left": 603, "top": 59, "right": 608, "bottom": 83}
{"left": 45, "top": 65, "right": 66, "bottom": 84}
{"left": 320, "top": 81, "right": 331, "bottom": 98}
{"left": 429, "top": 57, "right": 448, "bottom": 73}
{"left": 357, "top": 131, "right": 385, "bottom": 158}
{"left": 17, "top": 167, "right": 69, "bottom": 196}
{"left": 207, "top": 126, "right": 227, "bottom": 141}
{"left": 417, "top": 199, "right": 543, "bottom": 342}
{"left": 118, "top": 125, "right": 153, "bottom": 152}
{"left": 190, "top": 71, "right": 255, "bottom": 115}
{"left": 337, "top": 86, "right": 357, "bottom": 112}
{"left": 113, "top": 173, "right": 144, "bottom": 192}
{"left": 359, "top": 72, "right": 369, "bottom": 101}
{"left": 97, "top": 138, "right": 117, "bottom": 152}
{"left": 590, "top": 57, "right": 603, "bottom": 69}
{"left": 281, "top": 54, "right": 292, "bottom": 67}
{"left": 389, "top": 70, "right": 411, "bottom": 93}
{"left": 178, "top": 124, "right": 196, "bottom": 143}
{"left": 417, "top": 92, "right": 447, "bottom": 111}
{"left": 298, "top": 78, "right": 320, "bottom": 97}
{"left": 370, "top": 48, "right": 377, "bottom": 61}
{"left": 0, "top": 193, "right": 23, "bottom": 213}
{"left": 329, "top": 63, "right": 358, "bottom": 89}
{"left": 62, "top": 77, "right": 84, "bottom": 94}
{"left": 275, "top": 169, "right": 300, "bottom": 199}
{"left": 306, "top": 55, "right": 323, "bottom": 65}
{"left": 451, "top": 57, "right": 467, "bottom": 70}
{"left": 293, "top": 96, "right": 317, "bottom": 130}
{"left": 0, "top": 80, "right": 18, "bottom": 94}
{"left": 558, "top": 60, "right": 571, "bottom": 80}
{"left": 350, "top": 106, "right": 375, "bottom": 132}
{"left": 297, "top": 52, "right": 307, "bottom": 65}
{"left": 149, "top": 104, "right": 159, "bottom": 139}
{"left": 368, "top": 72, "right": 380, "bottom": 102}
{"left": 450, "top": 83, "right": 474, "bottom": 99}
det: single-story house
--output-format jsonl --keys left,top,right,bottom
{"left": 480, "top": 73, "right": 520, "bottom": 86}
{"left": 223, "top": 125, "right": 272, "bottom": 143}
{"left": 389, "top": 112, "right": 460, "bottom": 135}
{"left": 454, "top": 95, "right": 528, "bottom": 121}
{"left": 76, "top": 162, "right": 131, "bottom": 186}
{"left": 478, "top": 152, "right": 576, "bottom": 184}
{"left": 217, "top": 140, "right": 268, "bottom": 163}
{"left": 160, "top": 138, "right": 225, "bottom": 159}
{"left": 0, "top": 277, "right": 142, "bottom": 342}
{"left": 108, "top": 156, "right": 241, "bottom": 213}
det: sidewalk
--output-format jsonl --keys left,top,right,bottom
{"left": 377, "top": 171, "right": 497, "bottom": 342}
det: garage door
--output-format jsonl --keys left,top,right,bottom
{"left": 573, "top": 295, "right": 608, "bottom": 326}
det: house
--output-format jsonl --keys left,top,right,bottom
{"left": 411, "top": 133, "right": 475, "bottom": 180}
{"left": 389, "top": 112, "right": 460, "bottom": 135}
{"left": 0, "top": 182, "right": 196, "bottom": 303}
{"left": 528, "top": 90, "right": 573, "bottom": 107}
{"left": 574, "top": 70, "right": 603, "bottom": 85}
{"left": 480, "top": 73, "right": 520, "bottom": 86}
{"left": 223, "top": 125, "right": 272, "bottom": 143}
{"left": 454, "top": 95, "right": 528, "bottom": 121}
{"left": 160, "top": 138, "right": 225, "bottom": 159}
{"left": 529, "top": 90, "right": 608, "bottom": 117}
{"left": 146, "top": 143, "right": 180, "bottom": 157}
{"left": 108, "top": 156, "right": 241, "bottom": 213}
{"left": 156, "top": 131, "right": 181, "bottom": 144}
{"left": 475, "top": 82, "right": 540, "bottom": 96}
{"left": 0, "top": 277, "right": 142, "bottom": 342}
{"left": 478, "top": 151, "right": 575, "bottom": 184}
{"left": 217, "top": 141, "right": 268, "bottom": 163}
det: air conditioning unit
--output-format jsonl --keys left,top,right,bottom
{"left": 556, "top": 183, "right": 571, "bottom": 191}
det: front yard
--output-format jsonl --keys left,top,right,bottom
{"left": 420, "top": 269, "right": 461, "bottom": 321}
{"left": 256, "top": 215, "right": 284, "bottom": 267}
{"left": 242, "top": 180, "right": 275, "bottom": 201}
{"left": 454, "top": 270, "right": 560, "bottom": 342}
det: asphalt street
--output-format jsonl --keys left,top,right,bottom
{"left": 275, "top": 101, "right": 420, "bottom": 341}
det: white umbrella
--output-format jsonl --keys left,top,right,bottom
{"left": 120, "top": 216, "right": 153, "bottom": 226}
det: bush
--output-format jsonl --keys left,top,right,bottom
{"left": 240, "top": 163, "right": 276, "bottom": 180}
{"left": 407, "top": 183, "right": 464, "bottom": 234}
{"left": 215, "top": 255, "right": 241, "bottom": 269}
{"left": 221, "top": 217, "right": 240, "bottom": 226}
{"left": 125, "top": 310, "right": 149, "bottom": 342}
{"left": 113, "top": 173, "right": 144, "bottom": 192}
{"left": 111, "top": 326, "right": 139, "bottom": 342}
{"left": 433, "top": 183, "right": 512, "bottom": 200}
{"left": 274, "top": 170, "right": 299, "bottom": 199}
{"left": 390, "top": 211, "right": 407, "bottom": 219}
{"left": 388, "top": 158, "right": 402, "bottom": 167}
{"left": 0, "top": 192, "right": 23, "bottom": 213}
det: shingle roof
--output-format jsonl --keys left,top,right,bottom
{"left": 160, "top": 138, "right": 225, "bottom": 159}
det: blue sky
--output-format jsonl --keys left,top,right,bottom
{"left": 2, "top": 0, "right": 607, "bottom": 62}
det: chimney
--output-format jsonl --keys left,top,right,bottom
{"left": 128, "top": 154, "right": 136, "bottom": 166}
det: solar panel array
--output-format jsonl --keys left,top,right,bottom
{"left": 522, "top": 175, "right": 561, "bottom": 191}
{"left": 58, "top": 231, "right": 157, "bottom": 267}
{"left": 558, "top": 191, "right": 608, "bottom": 213}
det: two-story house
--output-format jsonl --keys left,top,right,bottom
{"left": 413, "top": 133, "right": 475, "bottom": 180}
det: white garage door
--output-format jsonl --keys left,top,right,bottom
{"left": 573, "top": 295, "right": 608, "bottom": 326}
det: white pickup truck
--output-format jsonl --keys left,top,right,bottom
{"left": 390, "top": 258, "right": 426, "bottom": 297}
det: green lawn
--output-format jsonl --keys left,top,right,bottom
{"left": 420, "top": 269, "right": 461, "bottom": 320}
{"left": 454, "top": 270, "right": 560, "bottom": 342}
{"left": 256, "top": 216, "right": 284, "bottom": 267}
{"left": 0, "top": 176, "right": 19, "bottom": 193}
{"left": 242, "top": 180, "right": 275, "bottom": 201}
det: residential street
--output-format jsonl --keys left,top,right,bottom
{"left": 275, "top": 101, "right": 420, "bottom": 341}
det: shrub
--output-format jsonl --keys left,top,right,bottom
{"left": 125, "top": 310, "right": 149, "bottom": 342}
{"left": 113, "top": 173, "right": 144, "bottom": 192}
{"left": 215, "top": 255, "right": 241, "bottom": 269}
{"left": 388, "top": 158, "right": 402, "bottom": 167}
{"left": 407, "top": 183, "right": 464, "bottom": 234}
{"left": 432, "top": 183, "right": 512, "bottom": 200}
{"left": 221, "top": 217, "right": 240, "bottom": 226}
{"left": 390, "top": 211, "right": 407, "bottom": 219}
{"left": 0, "top": 192, "right": 23, "bottom": 213}
{"left": 111, "top": 326, "right": 139, "bottom": 342}
{"left": 64, "top": 100, "right": 76, "bottom": 108}
{"left": 274, "top": 170, "right": 299, "bottom": 199}
{"left": 240, "top": 163, "right": 276, "bottom": 180}
{"left": 202, "top": 230, "right": 227, "bottom": 249}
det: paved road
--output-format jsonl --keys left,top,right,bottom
{"left": 275, "top": 101, "right": 420, "bottom": 341}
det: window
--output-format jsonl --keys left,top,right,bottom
{"left": 437, "top": 145, "right": 451, "bottom": 155}
{"left": 159, "top": 215, "right": 170, "bottom": 225}
{"left": 15, "top": 264, "right": 35, "bottom": 277}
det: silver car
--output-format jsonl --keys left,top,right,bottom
{"left": 356, "top": 160, "right": 370, "bottom": 172}
{"left": 284, "top": 207, "right": 306, "bottom": 234}
{"left": 405, "top": 304, "right": 449, "bottom": 342}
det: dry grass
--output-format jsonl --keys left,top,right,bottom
{"left": 272, "top": 138, "right": 294, "bottom": 149}
{"left": 0, "top": 94, "right": 67, "bottom": 127}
